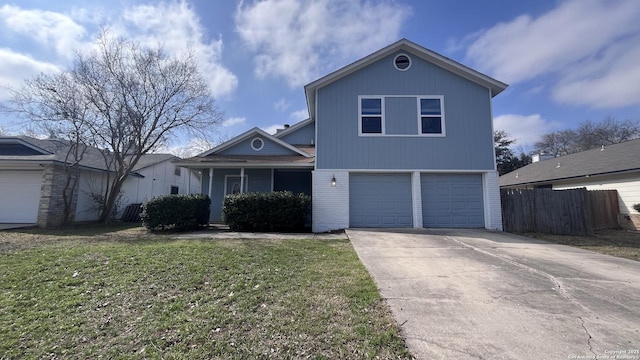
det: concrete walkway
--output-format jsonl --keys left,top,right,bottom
{"left": 347, "top": 228, "right": 640, "bottom": 360}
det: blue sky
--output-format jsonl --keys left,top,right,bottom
{"left": 1, "top": 0, "right": 639, "bottom": 154}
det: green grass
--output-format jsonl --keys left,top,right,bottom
{"left": 0, "top": 226, "right": 412, "bottom": 359}
{"left": 524, "top": 229, "right": 640, "bottom": 261}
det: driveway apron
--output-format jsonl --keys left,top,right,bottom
{"left": 347, "top": 228, "right": 640, "bottom": 359}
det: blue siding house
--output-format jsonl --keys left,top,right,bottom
{"left": 176, "top": 39, "right": 507, "bottom": 232}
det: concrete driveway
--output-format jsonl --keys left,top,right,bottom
{"left": 347, "top": 228, "right": 640, "bottom": 360}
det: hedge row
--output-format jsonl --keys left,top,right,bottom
{"left": 141, "top": 194, "right": 210, "bottom": 231}
{"left": 222, "top": 191, "right": 311, "bottom": 232}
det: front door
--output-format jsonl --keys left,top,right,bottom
{"left": 225, "top": 175, "right": 248, "bottom": 195}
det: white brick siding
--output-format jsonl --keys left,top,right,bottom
{"left": 483, "top": 171, "right": 503, "bottom": 230}
{"left": 312, "top": 170, "right": 349, "bottom": 232}
{"left": 411, "top": 171, "right": 423, "bottom": 228}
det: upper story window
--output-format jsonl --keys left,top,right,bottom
{"left": 174, "top": 167, "right": 181, "bottom": 176}
{"left": 359, "top": 97, "right": 384, "bottom": 134}
{"left": 419, "top": 96, "right": 445, "bottom": 136}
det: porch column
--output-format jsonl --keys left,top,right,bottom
{"left": 240, "top": 168, "right": 245, "bottom": 194}
{"left": 187, "top": 168, "right": 191, "bottom": 194}
{"left": 208, "top": 168, "right": 213, "bottom": 199}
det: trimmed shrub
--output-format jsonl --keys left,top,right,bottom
{"left": 141, "top": 194, "right": 211, "bottom": 231}
{"left": 222, "top": 191, "right": 311, "bottom": 232}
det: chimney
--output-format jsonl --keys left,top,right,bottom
{"left": 532, "top": 153, "right": 555, "bottom": 163}
{"left": 275, "top": 124, "right": 291, "bottom": 134}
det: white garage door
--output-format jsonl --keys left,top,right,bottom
{"left": 0, "top": 170, "right": 43, "bottom": 223}
{"left": 349, "top": 173, "right": 413, "bottom": 227}
{"left": 421, "top": 173, "right": 484, "bottom": 228}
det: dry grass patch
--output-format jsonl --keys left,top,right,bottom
{"left": 0, "top": 225, "right": 412, "bottom": 359}
{"left": 524, "top": 229, "right": 640, "bottom": 261}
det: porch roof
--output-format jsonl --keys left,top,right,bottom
{"left": 174, "top": 153, "right": 315, "bottom": 169}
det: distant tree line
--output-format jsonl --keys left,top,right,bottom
{"left": 495, "top": 117, "right": 640, "bottom": 175}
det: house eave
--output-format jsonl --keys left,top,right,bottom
{"left": 304, "top": 38, "right": 508, "bottom": 120}
{"left": 174, "top": 161, "right": 315, "bottom": 169}
{"left": 198, "top": 127, "right": 312, "bottom": 158}
{"left": 500, "top": 167, "right": 640, "bottom": 188}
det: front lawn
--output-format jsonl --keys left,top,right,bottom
{"left": 524, "top": 229, "right": 640, "bottom": 261}
{"left": 0, "top": 226, "right": 411, "bottom": 359}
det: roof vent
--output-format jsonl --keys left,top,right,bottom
{"left": 601, "top": 145, "right": 605, "bottom": 151}
{"left": 532, "top": 153, "right": 555, "bottom": 162}
{"left": 394, "top": 54, "right": 411, "bottom": 71}
{"left": 556, "top": 162, "right": 561, "bottom": 168}
{"left": 284, "top": 124, "right": 290, "bottom": 128}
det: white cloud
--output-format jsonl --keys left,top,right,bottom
{"left": 274, "top": 98, "right": 291, "bottom": 112}
{"left": 235, "top": 0, "right": 410, "bottom": 87}
{"left": 222, "top": 117, "right": 246, "bottom": 127}
{"left": 0, "top": 48, "right": 60, "bottom": 99}
{"left": 466, "top": 0, "right": 640, "bottom": 109}
{"left": 552, "top": 34, "right": 640, "bottom": 108}
{"left": 0, "top": 2, "right": 238, "bottom": 99}
{"left": 0, "top": 4, "right": 87, "bottom": 59}
{"left": 289, "top": 108, "right": 309, "bottom": 121}
{"left": 118, "top": 1, "right": 238, "bottom": 98}
{"left": 493, "top": 114, "right": 562, "bottom": 150}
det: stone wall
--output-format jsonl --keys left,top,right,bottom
{"left": 37, "top": 163, "right": 79, "bottom": 227}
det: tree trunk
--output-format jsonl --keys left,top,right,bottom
{"left": 98, "top": 176, "right": 126, "bottom": 223}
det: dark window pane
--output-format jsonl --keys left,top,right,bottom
{"left": 421, "top": 98, "right": 441, "bottom": 115}
{"left": 362, "top": 117, "right": 382, "bottom": 133}
{"left": 421, "top": 117, "right": 442, "bottom": 134}
{"left": 361, "top": 98, "right": 382, "bottom": 115}
{"left": 170, "top": 186, "right": 179, "bottom": 194}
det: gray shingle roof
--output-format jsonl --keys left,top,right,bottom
{"left": 0, "top": 136, "right": 177, "bottom": 173}
{"left": 500, "top": 138, "right": 640, "bottom": 187}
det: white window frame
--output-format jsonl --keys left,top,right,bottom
{"left": 358, "top": 95, "right": 385, "bottom": 136}
{"left": 358, "top": 95, "right": 446, "bottom": 137}
{"left": 250, "top": 137, "right": 264, "bottom": 151}
{"left": 417, "top": 95, "right": 446, "bottom": 137}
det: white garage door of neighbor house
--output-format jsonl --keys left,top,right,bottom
{"left": 421, "top": 173, "right": 484, "bottom": 228}
{"left": 349, "top": 173, "right": 413, "bottom": 228}
{"left": 0, "top": 170, "right": 43, "bottom": 223}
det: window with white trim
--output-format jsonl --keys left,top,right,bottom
{"left": 419, "top": 96, "right": 445, "bottom": 135}
{"left": 359, "top": 97, "right": 383, "bottom": 134}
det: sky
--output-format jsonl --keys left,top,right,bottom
{"left": 1, "top": 0, "right": 639, "bottom": 154}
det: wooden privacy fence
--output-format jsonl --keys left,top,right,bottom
{"left": 500, "top": 188, "right": 619, "bottom": 235}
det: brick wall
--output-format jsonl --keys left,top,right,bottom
{"left": 312, "top": 170, "right": 349, "bottom": 233}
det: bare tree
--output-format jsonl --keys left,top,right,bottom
{"left": 533, "top": 129, "right": 578, "bottom": 157}
{"left": 534, "top": 118, "right": 640, "bottom": 156}
{"left": 575, "top": 117, "right": 640, "bottom": 150}
{"left": 2, "top": 31, "right": 222, "bottom": 222}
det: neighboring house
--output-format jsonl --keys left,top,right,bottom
{"left": 176, "top": 38, "right": 507, "bottom": 232}
{"left": 500, "top": 139, "right": 640, "bottom": 229}
{"left": 0, "top": 136, "right": 200, "bottom": 226}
